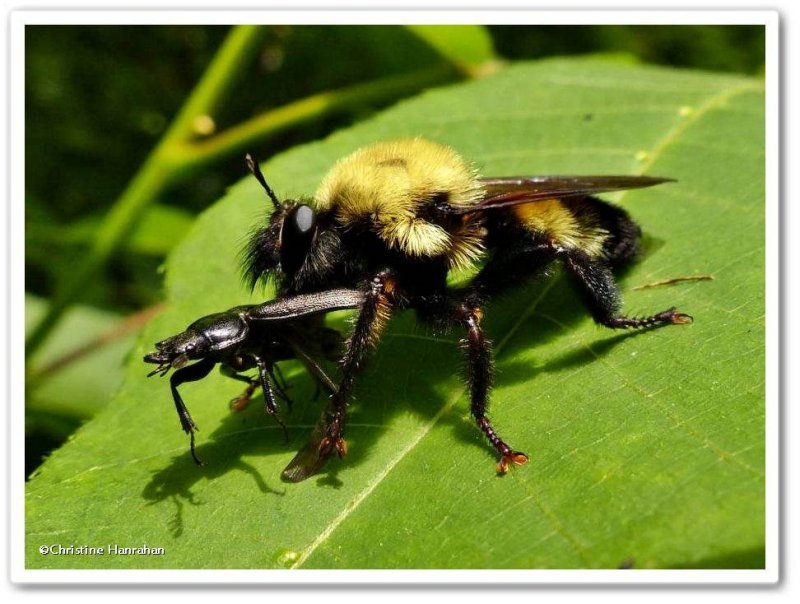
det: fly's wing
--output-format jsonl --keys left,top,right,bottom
{"left": 450, "top": 175, "right": 675, "bottom": 215}
{"left": 280, "top": 408, "right": 333, "bottom": 483}
{"left": 280, "top": 328, "right": 343, "bottom": 483}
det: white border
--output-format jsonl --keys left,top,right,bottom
{"left": 8, "top": 8, "right": 779, "bottom": 587}
{"left": 763, "top": 6, "right": 781, "bottom": 587}
{"left": 14, "top": 9, "right": 778, "bottom": 26}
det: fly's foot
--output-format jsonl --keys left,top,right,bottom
{"left": 229, "top": 395, "right": 252, "bottom": 412}
{"left": 229, "top": 382, "right": 258, "bottom": 412}
{"left": 476, "top": 417, "right": 528, "bottom": 475}
{"left": 318, "top": 435, "right": 348, "bottom": 459}
{"left": 665, "top": 308, "right": 694, "bottom": 325}
{"left": 318, "top": 412, "right": 347, "bottom": 458}
{"left": 496, "top": 450, "right": 529, "bottom": 475}
{"left": 607, "top": 307, "right": 694, "bottom": 329}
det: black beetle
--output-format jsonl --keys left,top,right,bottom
{"left": 144, "top": 289, "right": 365, "bottom": 465}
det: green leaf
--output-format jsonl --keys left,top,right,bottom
{"left": 25, "top": 58, "right": 765, "bottom": 570}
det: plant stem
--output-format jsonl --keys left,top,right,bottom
{"left": 169, "top": 65, "right": 458, "bottom": 172}
{"left": 28, "top": 303, "right": 165, "bottom": 384}
{"left": 25, "top": 25, "right": 268, "bottom": 359}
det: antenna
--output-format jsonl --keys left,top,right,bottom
{"left": 245, "top": 153, "right": 280, "bottom": 209}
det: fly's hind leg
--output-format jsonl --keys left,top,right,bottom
{"left": 563, "top": 249, "right": 693, "bottom": 329}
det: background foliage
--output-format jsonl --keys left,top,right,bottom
{"left": 24, "top": 25, "right": 766, "bottom": 570}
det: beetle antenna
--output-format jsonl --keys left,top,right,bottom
{"left": 245, "top": 153, "right": 280, "bottom": 209}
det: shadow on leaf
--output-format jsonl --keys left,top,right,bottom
{"left": 142, "top": 265, "right": 689, "bottom": 535}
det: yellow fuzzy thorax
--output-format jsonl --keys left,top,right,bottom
{"left": 313, "top": 138, "right": 485, "bottom": 269}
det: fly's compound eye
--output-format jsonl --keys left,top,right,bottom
{"left": 279, "top": 204, "right": 317, "bottom": 275}
{"left": 289, "top": 204, "right": 316, "bottom": 236}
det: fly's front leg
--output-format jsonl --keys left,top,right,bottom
{"left": 459, "top": 305, "right": 528, "bottom": 474}
{"left": 221, "top": 358, "right": 292, "bottom": 414}
{"left": 230, "top": 381, "right": 258, "bottom": 412}
{"left": 319, "top": 270, "right": 396, "bottom": 460}
{"left": 170, "top": 358, "right": 216, "bottom": 465}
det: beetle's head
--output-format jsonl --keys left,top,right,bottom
{"left": 143, "top": 312, "right": 249, "bottom": 377}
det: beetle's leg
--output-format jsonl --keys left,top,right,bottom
{"left": 170, "top": 358, "right": 215, "bottom": 465}
{"left": 272, "top": 363, "right": 289, "bottom": 391}
{"left": 458, "top": 304, "right": 528, "bottom": 474}
{"left": 562, "top": 249, "right": 693, "bottom": 329}
{"left": 255, "top": 357, "right": 288, "bottom": 442}
{"left": 319, "top": 270, "right": 395, "bottom": 460}
{"left": 267, "top": 365, "right": 294, "bottom": 411}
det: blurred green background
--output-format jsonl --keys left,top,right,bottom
{"left": 24, "top": 24, "right": 765, "bottom": 477}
